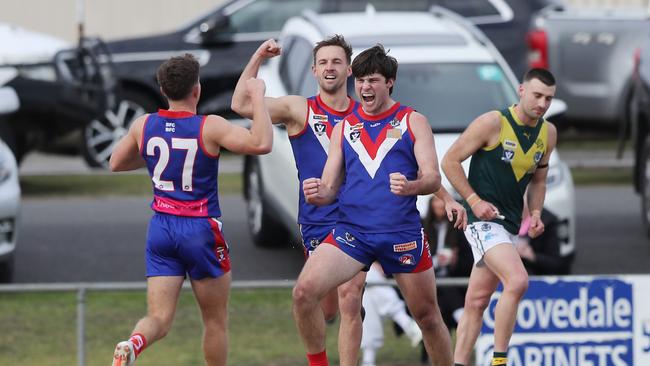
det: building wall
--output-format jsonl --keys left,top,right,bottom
{"left": 0, "top": 0, "right": 226, "bottom": 43}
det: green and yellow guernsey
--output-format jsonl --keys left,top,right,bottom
{"left": 464, "top": 105, "right": 548, "bottom": 234}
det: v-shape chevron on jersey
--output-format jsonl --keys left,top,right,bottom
{"left": 307, "top": 108, "right": 335, "bottom": 154}
{"left": 344, "top": 112, "right": 408, "bottom": 179}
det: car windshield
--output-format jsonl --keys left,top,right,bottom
{"left": 350, "top": 62, "right": 518, "bottom": 132}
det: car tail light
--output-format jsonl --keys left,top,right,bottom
{"left": 527, "top": 29, "right": 548, "bottom": 69}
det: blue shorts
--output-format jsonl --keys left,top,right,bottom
{"left": 299, "top": 224, "right": 334, "bottom": 258}
{"left": 322, "top": 225, "right": 432, "bottom": 275}
{"left": 145, "top": 213, "right": 230, "bottom": 280}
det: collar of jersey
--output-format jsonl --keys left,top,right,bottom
{"left": 158, "top": 109, "right": 195, "bottom": 118}
{"left": 357, "top": 101, "right": 401, "bottom": 121}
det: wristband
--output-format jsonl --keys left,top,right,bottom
{"left": 466, "top": 193, "right": 481, "bottom": 208}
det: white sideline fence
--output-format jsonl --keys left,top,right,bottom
{"left": 0, "top": 278, "right": 470, "bottom": 366}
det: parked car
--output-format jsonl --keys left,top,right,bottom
{"left": 85, "top": 0, "right": 546, "bottom": 167}
{"left": 627, "top": 37, "right": 650, "bottom": 236}
{"left": 0, "top": 23, "right": 113, "bottom": 163}
{"left": 527, "top": 3, "right": 649, "bottom": 126}
{"left": 0, "top": 135, "right": 21, "bottom": 283}
{"left": 243, "top": 7, "right": 576, "bottom": 271}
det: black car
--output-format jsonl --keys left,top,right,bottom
{"left": 81, "top": 0, "right": 549, "bottom": 167}
{"left": 0, "top": 38, "right": 113, "bottom": 163}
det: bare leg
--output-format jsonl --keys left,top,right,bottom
{"left": 320, "top": 288, "right": 339, "bottom": 323}
{"left": 453, "top": 265, "right": 499, "bottom": 365}
{"left": 191, "top": 272, "right": 232, "bottom": 366}
{"left": 337, "top": 272, "right": 367, "bottom": 366}
{"left": 395, "top": 268, "right": 452, "bottom": 366}
{"left": 292, "top": 244, "right": 365, "bottom": 356}
{"left": 132, "top": 276, "right": 185, "bottom": 344}
{"left": 482, "top": 244, "right": 528, "bottom": 353}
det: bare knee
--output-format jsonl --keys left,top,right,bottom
{"left": 292, "top": 279, "right": 320, "bottom": 310}
{"left": 503, "top": 272, "right": 529, "bottom": 299}
{"left": 464, "top": 292, "right": 491, "bottom": 315}
{"left": 410, "top": 305, "right": 445, "bottom": 333}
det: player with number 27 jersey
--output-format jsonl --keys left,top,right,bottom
{"left": 142, "top": 109, "right": 221, "bottom": 218}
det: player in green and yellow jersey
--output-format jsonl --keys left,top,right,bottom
{"left": 441, "top": 68, "right": 558, "bottom": 366}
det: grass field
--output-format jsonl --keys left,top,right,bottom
{"left": 19, "top": 165, "right": 631, "bottom": 198}
{"left": 0, "top": 288, "right": 426, "bottom": 366}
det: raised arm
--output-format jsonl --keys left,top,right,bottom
{"left": 303, "top": 122, "right": 345, "bottom": 206}
{"left": 109, "top": 115, "right": 147, "bottom": 171}
{"left": 441, "top": 111, "right": 502, "bottom": 220}
{"left": 389, "top": 112, "right": 440, "bottom": 196}
{"left": 526, "top": 122, "right": 557, "bottom": 238}
{"left": 230, "top": 39, "right": 306, "bottom": 129}
{"left": 206, "top": 78, "right": 273, "bottom": 155}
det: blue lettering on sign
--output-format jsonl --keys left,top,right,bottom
{"left": 482, "top": 279, "right": 633, "bottom": 333}
{"left": 478, "top": 339, "right": 633, "bottom": 366}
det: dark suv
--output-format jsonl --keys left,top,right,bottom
{"left": 81, "top": 0, "right": 547, "bottom": 167}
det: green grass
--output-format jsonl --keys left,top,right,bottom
{"left": 0, "top": 288, "right": 424, "bottom": 366}
{"left": 20, "top": 172, "right": 243, "bottom": 197}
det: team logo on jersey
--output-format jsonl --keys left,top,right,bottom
{"left": 393, "top": 241, "right": 417, "bottom": 252}
{"left": 313, "top": 122, "right": 327, "bottom": 136}
{"left": 534, "top": 151, "right": 543, "bottom": 163}
{"left": 389, "top": 118, "right": 400, "bottom": 128}
{"left": 313, "top": 114, "right": 327, "bottom": 120}
{"left": 523, "top": 131, "right": 531, "bottom": 140}
{"left": 349, "top": 130, "right": 361, "bottom": 143}
{"left": 501, "top": 149, "right": 515, "bottom": 163}
{"left": 481, "top": 223, "right": 492, "bottom": 232}
{"left": 399, "top": 254, "right": 415, "bottom": 266}
{"left": 503, "top": 140, "right": 517, "bottom": 150}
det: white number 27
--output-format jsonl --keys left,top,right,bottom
{"left": 146, "top": 137, "right": 198, "bottom": 191}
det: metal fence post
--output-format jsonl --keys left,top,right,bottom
{"left": 77, "top": 287, "right": 86, "bottom": 366}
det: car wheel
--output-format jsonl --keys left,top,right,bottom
{"left": 0, "top": 256, "right": 14, "bottom": 283}
{"left": 0, "top": 120, "right": 23, "bottom": 164}
{"left": 81, "top": 90, "right": 158, "bottom": 168}
{"left": 641, "top": 136, "right": 650, "bottom": 236}
{"left": 244, "top": 157, "right": 289, "bottom": 247}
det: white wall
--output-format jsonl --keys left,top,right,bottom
{"left": 0, "top": 0, "right": 226, "bottom": 42}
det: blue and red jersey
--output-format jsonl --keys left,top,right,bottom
{"left": 141, "top": 109, "right": 221, "bottom": 218}
{"left": 289, "top": 95, "right": 358, "bottom": 226}
{"left": 338, "top": 102, "right": 421, "bottom": 233}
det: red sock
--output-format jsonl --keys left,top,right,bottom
{"left": 307, "top": 350, "right": 329, "bottom": 366}
{"left": 128, "top": 333, "right": 147, "bottom": 357}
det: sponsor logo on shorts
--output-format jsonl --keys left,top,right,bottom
{"left": 399, "top": 254, "right": 415, "bottom": 266}
{"left": 393, "top": 241, "right": 417, "bottom": 252}
{"left": 484, "top": 233, "right": 494, "bottom": 241}
{"left": 335, "top": 232, "right": 356, "bottom": 248}
{"left": 481, "top": 223, "right": 492, "bottom": 231}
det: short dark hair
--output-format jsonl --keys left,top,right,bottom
{"left": 523, "top": 68, "right": 556, "bottom": 86}
{"left": 313, "top": 34, "right": 353, "bottom": 65}
{"left": 351, "top": 44, "right": 398, "bottom": 94}
{"left": 156, "top": 54, "right": 200, "bottom": 101}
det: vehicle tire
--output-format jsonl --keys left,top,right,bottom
{"left": 0, "top": 256, "right": 15, "bottom": 283}
{"left": 244, "top": 157, "right": 290, "bottom": 247}
{"left": 81, "top": 90, "right": 158, "bottom": 168}
{"left": 640, "top": 136, "right": 650, "bottom": 237}
{"left": 0, "top": 120, "right": 23, "bottom": 164}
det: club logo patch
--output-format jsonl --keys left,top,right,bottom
{"left": 309, "top": 238, "right": 320, "bottom": 249}
{"left": 534, "top": 151, "right": 543, "bottom": 163}
{"left": 501, "top": 149, "right": 515, "bottom": 163}
{"left": 393, "top": 241, "right": 417, "bottom": 252}
{"left": 481, "top": 223, "right": 492, "bottom": 232}
{"left": 314, "top": 122, "right": 327, "bottom": 136}
{"left": 535, "top": 138, "right": 544, "bottom": 149}
{"left": 389, "top": 118, "right": 400, "bottom": 128}
{"left": 399, "top": 254, "right": 415, "bottom": 266}
{"left": 349, "top": 130, "right": 361, "bottom": 143}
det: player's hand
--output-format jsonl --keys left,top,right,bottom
{"left": 528, "top": 212, "right": 545, "bottom": 238}
{"left": 444, "top": 199, "right": 467, "bottom": 230}
{"left": 245, "top": 78, "right": 266, "bottom": 97}
{"left": 389, "top": 172, "right": 411, "bottom": 195}
{"left": 256, "top": 39, "right": 281, "bottom": 59}
{"left": 303, "top": 177, "right": 321, "bottom": 203}
{"left": 472, "top": 200, "right": 503, "bottom": 221}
